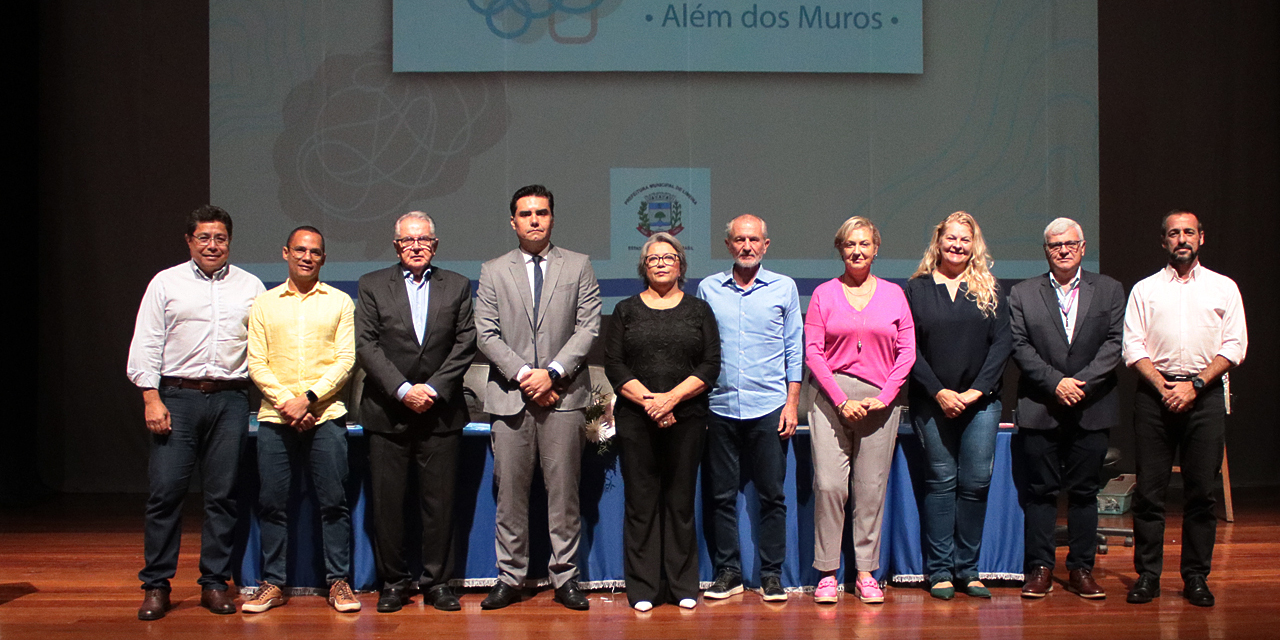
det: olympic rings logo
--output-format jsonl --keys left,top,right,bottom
{"left": 467, "top": 0, "right": 605, "bottom": 40}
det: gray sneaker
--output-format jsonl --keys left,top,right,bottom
{"left": 760, "top": 575, "right": 788, "bottom": 602}
{"left": 704, "top": 570, "right": 744, "bottom": 599}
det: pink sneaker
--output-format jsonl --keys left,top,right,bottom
{"left": 855, "top": 576, "right": 885, "bottom": 604}
{"left": 814, "top": 576, "right": 839, "bottom": 604}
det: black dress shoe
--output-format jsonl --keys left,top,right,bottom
{"left": 425, "top": 584, "right": 462, "bottom": 611}
{"left": 201, "top": 587, "right": 237, "bottom": 614}
{"left": 377, "top": 587, "right": 409, "bottom": 613}
{"left": 553, "top": 580, "right": 590, "bottom": 611}
{"left": 138, "top": 588, "right": 170, "bottom": 621}
{"left": 481, "top": 581, "right": 520, "bottom": 610}
{"left": 1184, "top": 575, "right": 1215, "bottom": 607}
{"left": 1126, "top": 574, "right": 1161, "bottom": 604}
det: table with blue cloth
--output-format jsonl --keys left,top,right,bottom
{"left": 234, "top": 420, "right": 1024, "bottom": 591}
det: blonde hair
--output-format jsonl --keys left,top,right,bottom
{"left": 834, "top": 216, "right": 881, "bottom": 250}
{"left": 911, "top": 211, "right": 999, "bottom": 317}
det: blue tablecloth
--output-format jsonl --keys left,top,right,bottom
{"left": 234, "top": 422, "right": 1023, "bottom": 591}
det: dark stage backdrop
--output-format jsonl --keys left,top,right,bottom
{"left": 27, "top": 1, "right": 1278, "bottom": 499}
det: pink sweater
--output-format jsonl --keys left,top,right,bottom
{"left": 804, "top": 277, "right": 916, "bottom": 407}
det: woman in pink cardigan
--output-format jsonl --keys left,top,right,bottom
{"left": 804, "top": 216, "right": 915, "bottom": 605}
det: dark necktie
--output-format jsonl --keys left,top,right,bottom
{"left": 532, "top": 255, "right": 545, "bottom": 318}
{"left": 532, "top": 254, "right": 543, "bottom": 364}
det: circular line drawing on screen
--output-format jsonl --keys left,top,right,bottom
{"left": 274, "top": 45, "right": 508, "bottom": 254}
{"left": 468, "top": 0, "right": 606, "bottom": 41}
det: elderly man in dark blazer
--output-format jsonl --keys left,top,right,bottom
{"left": 356, "top": 211, "right": 476, "bottom": 613}
{"left": 1009, "top": 217, "right": 1125, "bottom": 600}
{"left": 474, "top": 184, "right": 601, "bottom": 611}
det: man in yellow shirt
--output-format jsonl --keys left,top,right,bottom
{"left": 244, "top": 226, "right": 358, "bottom": 613}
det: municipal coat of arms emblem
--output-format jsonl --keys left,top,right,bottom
{"left": 636, "top": 191, "right": 684, "bottom": 237}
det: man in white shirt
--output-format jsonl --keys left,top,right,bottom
{"left": 1121, "top": 210, "right": 1248, "bottom": 608}
{"left": 126, "top": 206, "right": 265, "bottom": 620}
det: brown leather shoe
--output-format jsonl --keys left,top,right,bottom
{"left": 1067, "top": 568, "right": 1106, "bottom": 599}
{"left": 1021, "top": 566, "right": 1053, "bottom": 598}
{"left": 138, "top": 588, "right": 170, "bottom": 620}
{"left": 201, "top": 587, "right": 238, "bottom": 614}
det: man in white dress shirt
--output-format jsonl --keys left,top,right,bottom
{"left": 1121, "top": 210, "right": 1247, "bottom": 608}
{"left": 126, "top": 206, "right": 265, "bottom": 620}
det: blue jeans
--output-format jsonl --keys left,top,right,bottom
{"left": 912, "top": 396, "right": 1001, "bottom": 584}
{"left": 256, "top": 418, "right": 352, "bottom": 587}
{"left": 705, "top": 407, "right": 789, "bottom": 579}
{"left": 139, "top": 386, "right": 248, "bottom": 591}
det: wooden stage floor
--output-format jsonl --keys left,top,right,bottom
{"left": 3, "top": 490, "right": 1279, "bottom": 639}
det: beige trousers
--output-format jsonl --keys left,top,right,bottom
{"left": 808, "top": 374, "right": 900, "bottom": 572}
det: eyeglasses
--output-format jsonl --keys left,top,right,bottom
{"left": 1044, "top": 240, "right": 1083, "bottom": 252}
{"left": 396, "top": 236, "right": 438, "bottom": 248}
{"left": 644, "top": 254, "right": 680, "bottom": 267}
{"left": 289, "top": 246, "right": 324, "bottom": 258}
{"left": 190, "top": 233, "right": 229, "bottom": 246}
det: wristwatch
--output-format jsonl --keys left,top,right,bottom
{"left": 1192, "top": 377, "right": 1205, "bottom": 391}
{"left": 547, "top": 369, "right": 562, "bottom": 383}
{"left": 305, "top": 390, "right": 319, "bottom": 403}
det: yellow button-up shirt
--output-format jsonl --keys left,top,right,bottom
{"left": 247, "top": 281, "right": 356, "bottom": 424}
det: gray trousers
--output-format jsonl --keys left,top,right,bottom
{"left": 808, "top": 374, "right": 899, "bottom": 572}
{"left": 491, "top": 405, "right": 585, "bottom": 588}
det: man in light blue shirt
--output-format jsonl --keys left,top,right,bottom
{"left": 696, "top": 214, "right": 803, "bottom": 602}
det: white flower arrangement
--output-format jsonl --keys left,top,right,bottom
{"left": 582, "top": 386, "right": 616, "bottom": 454}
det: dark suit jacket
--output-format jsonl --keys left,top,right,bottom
{"left": 1009, "top": 270, "right": 1125, "bottom": 431}
{"left": 355, "top": 264, "right": 477, "bottom": 434}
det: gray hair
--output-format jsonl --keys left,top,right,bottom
{"left": 394, "top": 211, "right": 435, "bottom": 238}
{"left": 1043, "top": 217, "right": 1083, "bottom": 242}
{"left": 724, "top": 214, "right": 768, "bottom": 240}
{"left": 637, "top": 232, "right": 688, "bottom": 288}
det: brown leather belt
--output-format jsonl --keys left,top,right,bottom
{"left": 160, "top": 377, "right": 251, "bottom": 393}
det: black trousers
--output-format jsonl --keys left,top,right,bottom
{"left": 617, "top": 409, "right": 706, "bottom": 606}
{"left": 368, "top": 426, "right": 460, "bottom": 591}
{"left": 1013, "top": 425, "right": 1109, "bottom": 573}
{"left": 1132, "top": 382, "right": 1225, "bottom": 581}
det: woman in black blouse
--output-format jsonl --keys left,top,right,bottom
{"left": 904, "top": 212, "right": 1012, "bottom": 600}
{"left": 604, "top": 232, "right": 720, "bottom": 612}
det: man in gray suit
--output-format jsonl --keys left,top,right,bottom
{"left": 1009, "top": 217, "right": 1125, "bottom": 600}
{"left": 356, "top": 212, "right": 476, "bottom": 613}
{"left": 475, "top": 184, "right": 601, "bottom": 611}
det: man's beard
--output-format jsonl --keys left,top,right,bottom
{"left": 1169, "top": 244, "right": 1198, "bottom": 265}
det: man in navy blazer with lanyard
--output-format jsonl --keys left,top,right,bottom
{"left": 1009, "top": 217, "right": 1125, "bottom": 600}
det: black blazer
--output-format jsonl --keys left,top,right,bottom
{"left": 1008, "top": 270, "right": 1125, "bottom": 431}
{"left": 355, "top": 264, "right": 477, "bottom": 434}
